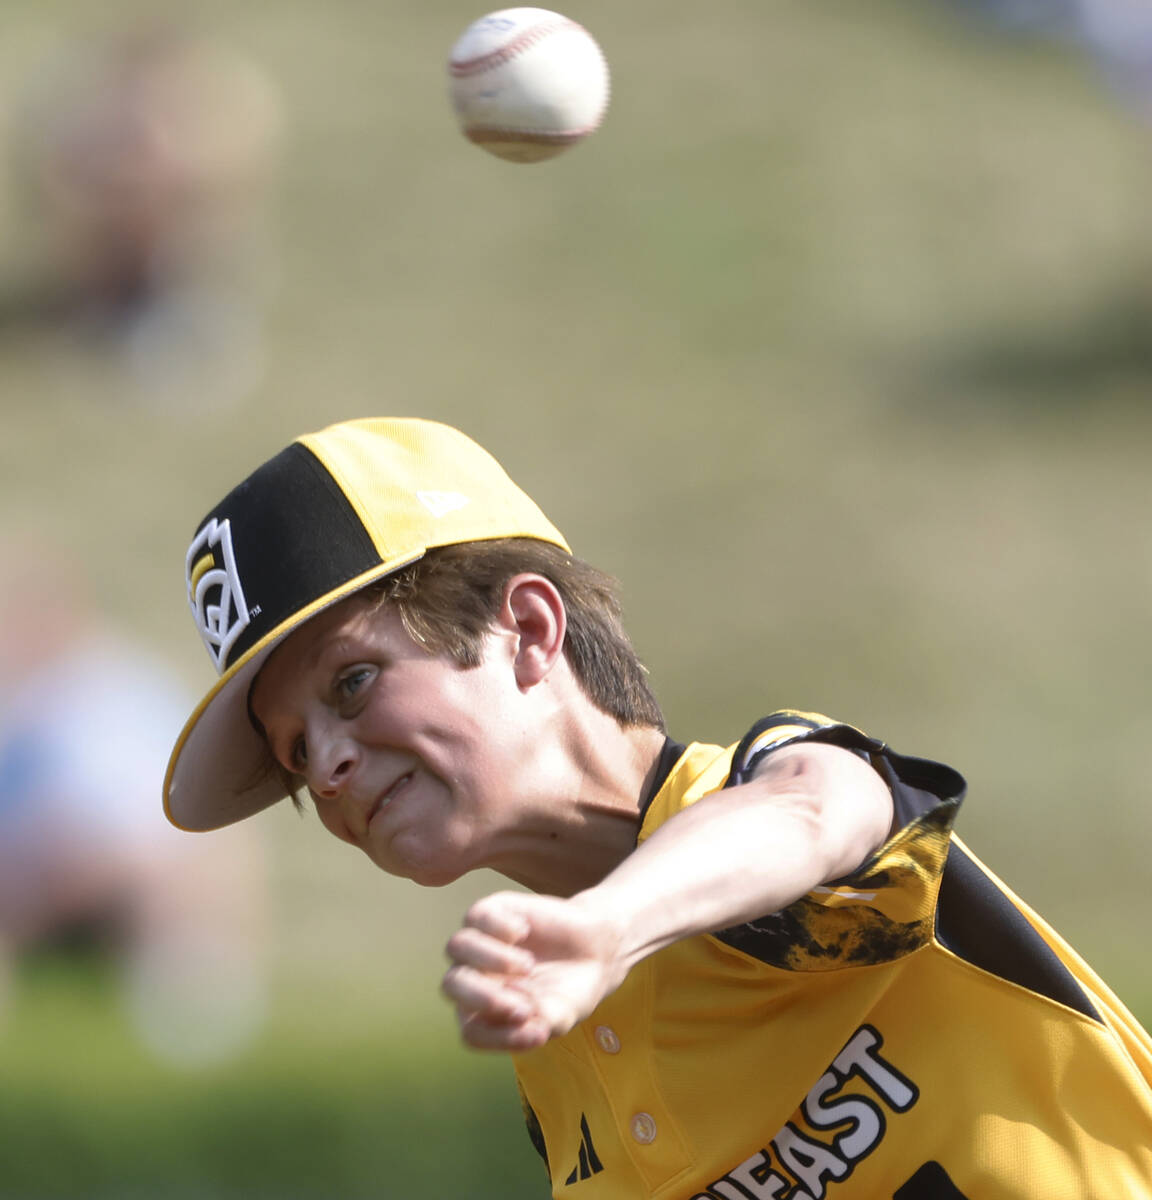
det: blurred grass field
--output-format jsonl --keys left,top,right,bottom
{"left": 1, "top": 0, "right": 1151, "bottom": 1195}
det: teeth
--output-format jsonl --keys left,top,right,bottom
{"left": 381, "top": 772, "right": 411, "bottom": 806}
{"left": 367, "top": 772, "right": 414, "bottom": 828}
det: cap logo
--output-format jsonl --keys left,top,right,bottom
{"left": 416, "top": 490, "right": 471, "bottom": 518}
{"left": 186, "top": 517, "right": 251, "bottom": 673}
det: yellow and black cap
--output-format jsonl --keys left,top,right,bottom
{"left": 164, "top": 417, "right": 570, "bottom": 832}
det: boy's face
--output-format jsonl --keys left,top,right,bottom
{"left": 249, "top": 591, "right": 535, "bottom": 886}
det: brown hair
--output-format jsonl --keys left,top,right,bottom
{"left": 369, "top": 538, "right": 664, "bottom": 730}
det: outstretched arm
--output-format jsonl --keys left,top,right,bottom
{"left": 442, "top": 741, "right": 893, "bottom": 1052}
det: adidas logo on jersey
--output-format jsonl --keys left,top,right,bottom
{"left": 564, "top": 1114, "right": 603, "bottom": 1185}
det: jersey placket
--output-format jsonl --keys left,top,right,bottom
{"left": 581, "top": 962, "right": 695, "bottom": 1196}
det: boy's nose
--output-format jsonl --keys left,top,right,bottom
{"left": 307, "top": 733, "right": 359, "bottom": 800}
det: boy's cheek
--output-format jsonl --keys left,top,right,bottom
{"left": 312, "top": 795, "right": 358, "bottom": 846}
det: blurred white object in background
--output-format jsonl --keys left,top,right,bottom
{"left": 0, "top": 545, "right": 269, "bottom": 1066}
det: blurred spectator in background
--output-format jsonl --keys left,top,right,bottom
{"left": 0, "top": 22, "right": 285, "bottom": 412}
{"left": 959, "top": 0, "right": 1152, "bottom": 125}
{"left": 0, "top": 538, "right": 268, "bottom": 1066}
{"left": 959, "top": 0, "right": 1080, "bottom": 35}
{"left": 1075, "top": 0, "right": 1152, "bottom": 123}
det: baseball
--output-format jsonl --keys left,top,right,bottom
{"left": 447, "top": 8, "right": 610, "bottom": 163}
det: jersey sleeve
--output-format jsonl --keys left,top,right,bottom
{"left": 712, "top": 710, "right": 967, "bottom": 973}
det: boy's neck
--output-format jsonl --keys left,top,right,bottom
{"left": 489, "top": 722, "right": 669, "bottom": 897}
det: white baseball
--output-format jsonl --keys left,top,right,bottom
{"left": 448, "top": 8, "right": 610, "bottom": 163}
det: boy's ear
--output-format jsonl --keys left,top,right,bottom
{"left": 500, "top": 574, "right": 567, "bottom": 688}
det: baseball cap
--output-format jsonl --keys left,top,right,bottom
{"left": 163, "top": 417, "right": 570, "bottom": 832}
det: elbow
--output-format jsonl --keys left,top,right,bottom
{"left": 751, "top": 743, "right": 893, "bottom": 883}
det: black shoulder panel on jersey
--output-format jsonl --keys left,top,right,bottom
{"left": 856, "top": 740, "right": 967, "bottom": 846}
{"left": 728, "top": 715, "right": 967, "bottom": 836}
{"left": 712, "top": 717, "right": 968, "bottom": 971}
{"left": 728, "top": 712, "right": 826, "bottom": 786}
{"left": 935, "top": 840, "right": 1102, "bottom": 1022}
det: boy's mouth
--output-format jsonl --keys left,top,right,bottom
{"left": 370, "top": 771, "right": 413, "bottom": 821}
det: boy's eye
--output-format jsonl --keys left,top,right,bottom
{"left": 336, "top": 667, "right": 372, "bottom": 701}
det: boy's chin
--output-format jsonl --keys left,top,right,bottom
{"left": 364, "top": 841, "right": 467, "bottom": 889}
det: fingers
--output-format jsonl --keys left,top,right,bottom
{"left": 442, "top": 897, "right": 548, "bottom": 1052}
{"left": 459, "top": 1010, "right": 551, "bottom": 1052}
{"left": 442, "top": 916, "right": 537, "bottom": 1032}
{"left": 442, "top": 962, "right": 532, "bottom": 1020}
{"left": 441, "top": 892, "right": 598, "bottom": 1053}
{"left": 445, "top": 925, "right": 534, "bottom": 976}
{"left": 441, "top": 963, "right": 547, "bottom": 1051}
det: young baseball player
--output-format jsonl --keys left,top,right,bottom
{"left": 165, "top": 416, "right": 1152, "bottom": 1198}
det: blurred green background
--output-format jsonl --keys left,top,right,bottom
{"left": 0, "top": 0, "right": 1150, "bottom": 1195}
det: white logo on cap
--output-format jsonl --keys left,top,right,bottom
{"left": 417, "top": 490, "right": 471, "bottom": 518}
{"left": 186, "top": 518, "right": 251, "bottom": 673}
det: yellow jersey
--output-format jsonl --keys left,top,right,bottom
{"left": 512, "top": 712, "right": 1152, "bottom": 1199}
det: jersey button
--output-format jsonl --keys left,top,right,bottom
{"left": 630, "top": 1112, "right": 657, "bottom": 1144}
{"left": 594, "top": 1025, "right": 621, "bottom": 1054}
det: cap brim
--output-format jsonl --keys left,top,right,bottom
{"left": 164, "top": 562, "right": 408, "bottom": 832}
{"left": 164, "top": 649, "right": 283, "bottom": 831}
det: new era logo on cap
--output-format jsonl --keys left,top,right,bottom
{"left": 186, "top": 517, "right": 251, "bottom": 673}
{"left": 416, "top": 489, "right": 471, "bottom": 518}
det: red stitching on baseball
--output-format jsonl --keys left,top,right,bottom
{"left": 466, "top": 125, "right": 597, "bottom": 145}
{"left": 449, "top": 18, "right": 588, "bottom": 77}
